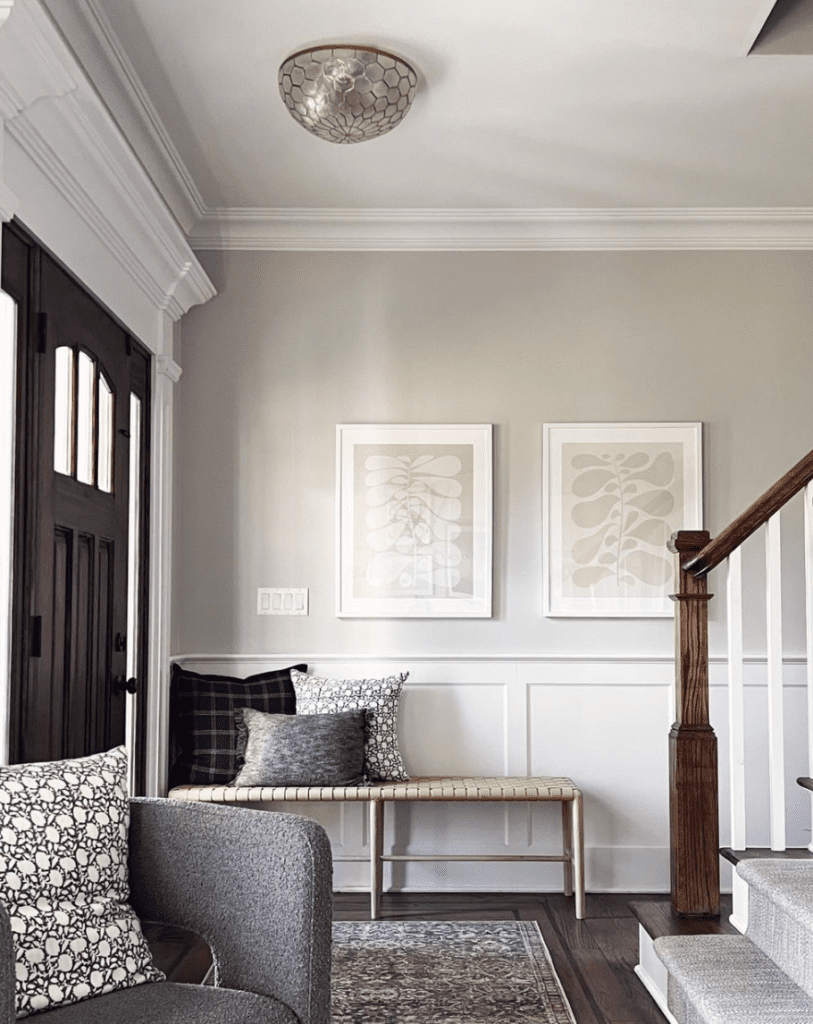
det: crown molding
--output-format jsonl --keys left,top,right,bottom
{"left": 188, "top": 207, "right": 813, "bottom": 252}
{"left": 6, "top": 96, "right": 214, "bottom": 318}
{"left": 0, "top": 0, "right": 215, "bottom": 334}
{"left": 0, "top": 0, "right": 74, "bottom": 119}
{"left": 39, "top": 0, "right": 206, "bottom": 234}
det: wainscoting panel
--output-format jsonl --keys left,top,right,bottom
{"left": 171, "top": 655, "right": 811, "bottom": 894}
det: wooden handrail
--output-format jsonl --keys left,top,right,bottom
{"left": 683, "top": 447, "right": 813, "bottom": 578}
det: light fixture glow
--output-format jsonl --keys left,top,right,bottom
{"left": 279, "top": 45, "right": 417, "bottom": 144}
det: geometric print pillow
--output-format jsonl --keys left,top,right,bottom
{"left": 290, "top": 670, "right": 410, "bottom": 783}
{"left": 169, "top": 663, "right": 306, "bottom": 786}
{"left": 0, "top": 746, "right": 163, "bottom": 1018}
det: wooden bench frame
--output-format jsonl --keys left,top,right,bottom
{"left": 168, "top": 775, "right": 585, "bottom": 919}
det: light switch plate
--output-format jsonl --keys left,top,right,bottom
{"left": 257, "top": 587, "right": 308, "bottom": 615}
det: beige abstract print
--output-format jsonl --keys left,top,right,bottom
{"left": 353, "top": 443, "right": 474, "bottom": 602}
{"left": 562, "top": 441, "right": 683, "bottom": 599}
{"left": 544, "top": 422, "right": 702, "bottom": 617}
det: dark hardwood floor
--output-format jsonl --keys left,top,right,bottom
{"left": 145, "top": 891, "right": 684, "bottom": 1022}
{"left": 334, "top": 892, "right": 673, "bottom": 1024}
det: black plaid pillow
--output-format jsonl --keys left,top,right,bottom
{"left": 168, "top": 663, "right": 306, "bottom": 786}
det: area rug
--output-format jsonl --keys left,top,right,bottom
{"left": 331, "top": 920, "right": 577, "bottom": 1024}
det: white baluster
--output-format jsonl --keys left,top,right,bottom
{"left": 727, "top": 549, "right": 746, "bottom": 850}
{"left": 765, "top": 513, "right": 786, "bottom": 850}
{"left": 805, "top": 483, "right": 813, "bottom": 852}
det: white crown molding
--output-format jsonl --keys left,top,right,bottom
{"left": 0, "top": 0, "right": 74, "bottom": 119}
{"left": 188, "top": 207, "right": 813, "bottom": 252}
{"left": 0, "top": 0, "right": 214, "bottom": 328}
{"left": 39, "top": 0, "right": 206, "bottom": 234}
{"left": 7, "top": 96, "right": 214, "bottom": 318}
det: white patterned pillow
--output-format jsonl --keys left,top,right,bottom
{"left": 291, "top": 670, "right": 410, "bottom": 782}
{"left": 0, "top": 746, "right": 163, "bottom": 1018}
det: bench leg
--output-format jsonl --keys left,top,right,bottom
{"left": 571, "top": 791, "right": 585, "bottom": 919}
{"left": 562, "top": 800, "right": 573, "bottom": 897}
{"left": 369, "top": 800, "right": 384, "bottom": 919}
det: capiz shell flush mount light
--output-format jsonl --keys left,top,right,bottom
{"left": 279, "top": 45, "right": 418, "bottom": 143}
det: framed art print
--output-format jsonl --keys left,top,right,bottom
{"left": 336, "top": 424, "right": 493, "bottom": 617}
{"left": 543, "top": 422, "right": 703, "bottom": 617}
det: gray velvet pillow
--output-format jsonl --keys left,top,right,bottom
{"left": 230, "top": 708, "right": 367, "bottom": 787}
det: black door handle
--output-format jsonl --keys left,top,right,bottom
{"left": 113, "top": 676, "right": 138, "bottom": 695}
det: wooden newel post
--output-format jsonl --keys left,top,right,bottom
{"left": 668, "top": 530, "right": 720, "bottom": 918}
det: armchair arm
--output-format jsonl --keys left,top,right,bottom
{"left": 0, "top": 900, "right": 14, "bottom": 1024}
{"left": 127, "top": 798, "right": 332, "bottom": 1024}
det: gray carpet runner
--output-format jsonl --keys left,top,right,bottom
{"left": 655, "top": 860, "right": 813, "bottom": 1024}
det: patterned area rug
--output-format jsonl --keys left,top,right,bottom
{"left": 331, "top": 920, "right": 577, "bottom": 1024}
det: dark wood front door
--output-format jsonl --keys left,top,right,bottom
{"left": 3, "top": 222, "right": 150, "bottom": 775}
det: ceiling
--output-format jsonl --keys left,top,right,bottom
{"left": 42, "top": 0, "right": 813, "bottom": 248}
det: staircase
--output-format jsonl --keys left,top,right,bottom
{"left": 637, "top": 447, "right": 813, "bottom": 1021}
{"left": 655, "top": 859, "right": 813, "bottom": 1023}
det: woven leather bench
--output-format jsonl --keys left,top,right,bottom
{"left": 168, "top": 775, "right": 585, "bottom": 919}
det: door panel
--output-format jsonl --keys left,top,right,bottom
{"left": 30, "top": 253, "right": 132, "bottom": 763}
{"left": 3, "top": 221, "right": 151, "bottom": 782}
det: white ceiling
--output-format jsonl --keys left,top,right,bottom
{"left": 43, "top": 0, "right": 813, "bottom": 248}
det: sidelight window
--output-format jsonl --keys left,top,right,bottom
{"left": 0, "top": 290, "right": 17, "bottom": 766}
{"left": 54, "top": 345, "right": 115, "bottom": 492}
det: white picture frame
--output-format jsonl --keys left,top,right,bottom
{"left": 336, "top": 424, "right": 493, "bottom": 618}
{"left": 543, "top": 422, "right": 703, "bottom": 617}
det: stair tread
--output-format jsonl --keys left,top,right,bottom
{"left": 655, "top": 934, "right": 813, "bottom": 1022}
{"left": 630, "top": 899, "right": 738, "bottom": 940}
{"left": 721, "top": 846, "right": 813, "bottom": 865}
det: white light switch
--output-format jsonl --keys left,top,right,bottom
{"left": 257, "top": 588, "right": 308, "bottom": 615}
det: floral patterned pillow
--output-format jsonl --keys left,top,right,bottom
{"left": 0, "top": 746, "right": 163, "bottom": 1018}
{"left": 290, "top": 670, "right": 410, "bottom": 782}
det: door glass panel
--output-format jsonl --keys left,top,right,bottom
{"left": 125, "top": 394, "right": 141, "bottom": 795}
{"left": 0, "top": 291, "right": 17, "bottom": 766}
{"left": 97, "top": 374, "right": 114, "bottom": 493}
{"left": 54, "top": 346, "right": 74, "bottom": 476}
{"left": 76, "top": 351, "right": 95, "bottom": 486}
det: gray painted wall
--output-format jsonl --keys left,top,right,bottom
{"left": 173, "top": 250, "right": 813, "bottom": 659}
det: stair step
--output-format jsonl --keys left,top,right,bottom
{"left": 655, "top": 934, "right": 813, "bottom": 1024}
{"left": 630, "top": 899, "right": 738, "bottom": 941}
{"left": 721, "top": 846, "right": 813, "bottom": 866}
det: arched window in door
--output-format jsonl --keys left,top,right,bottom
{"left": 54, "top": 345, "right": 115, "bottom": 494}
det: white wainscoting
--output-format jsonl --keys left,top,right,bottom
{"left": 172, "top": 655, "right": 811, "bottom": 894}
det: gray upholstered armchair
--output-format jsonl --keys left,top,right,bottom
{"left": 0, "top": 799, "right": 333, "bottom": 1024}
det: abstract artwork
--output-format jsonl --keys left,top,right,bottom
{"left": 543, "top": 423, "right": 702, "bottom": 617}
{"left": 336, "top": 425, "right": 492, "bottom": 617}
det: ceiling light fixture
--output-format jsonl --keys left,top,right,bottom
{"left": 278, "top": 45, "right": 417, "bottom": 144}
